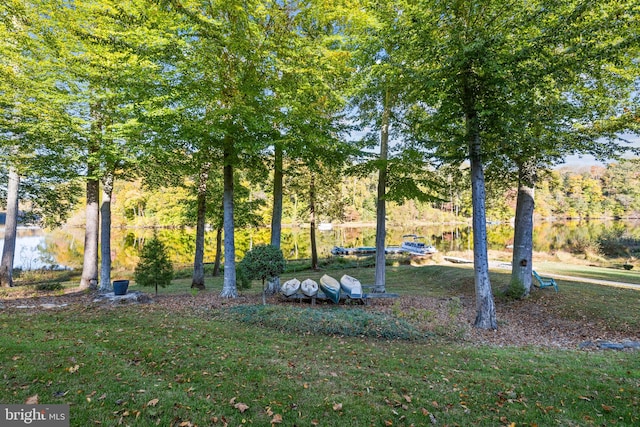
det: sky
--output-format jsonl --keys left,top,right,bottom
{"left": 559, "top": 132, "right": 640, "bottom": 168}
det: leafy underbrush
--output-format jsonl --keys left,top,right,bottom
{"left": 220, "top": 305, "right": 426, "bottom": 341}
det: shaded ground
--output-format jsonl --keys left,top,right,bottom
{"left": 2, "top": 283, "right": 638, "bottom": 351}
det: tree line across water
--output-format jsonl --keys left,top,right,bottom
{"left": 93, "top": 161, "right": 640, "bottom": 230}
{"left": 1, "top": 1, "right": 639, "bottom": 330}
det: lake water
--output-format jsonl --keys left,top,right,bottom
{"left": 0, "top": 228, "right": 54, "bottom": 270}
{"left": 2, "top": 220, "right": 639, "bottom": 271}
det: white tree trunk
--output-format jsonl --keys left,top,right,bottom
{"left": 81, "top": 178, "right": 100, "bottom": 290}
{"left": 467, "top": 118, "right": 497, "bottom": 329}
{"left": 509, "top": 162, "right": 536, "bottom": 297}
{"left": 374, "top": 89, "right": 391, "bottom": 293}
{"left": 0, "top": 168, "right": 20, "bottom": 287}
{"left": 220, "top": 153, "right": 237, "bottom": 298}
{"left": 99, "top": 173, "right": 114, "bottom": 293}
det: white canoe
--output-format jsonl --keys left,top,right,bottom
{"left": 300, "top": 279, "right": 318, "bottom": 297}
{"left": 280, "top": 278, "right": 301, "bottom": 296}
{"left": 339, "top": 274, "right": 363, "bottom": 298}
{"left": 319, "top": 274, "right": 341, "bottom": 303}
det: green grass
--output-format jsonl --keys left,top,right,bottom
{"left": 1, "top": 259, "right": 639, "bottom": 426}
{"left": 536, "top": 260, "right": 640, "bottom": 284}
{"left": 0, "top": 307, "right": 638, "bottom": 426}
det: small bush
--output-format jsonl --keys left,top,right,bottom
{"left": 236, "top": 266, "right": 251, "bottom": 290}
{"left": 567, "top": 235, "right": 601, "bottom": 256}
{"left": 503, "top": 280, "right": 526, "bottom": 299}
{"left": 35, "top": 282, "right": 63, "bottom": 291}
{"left": 238, "top": 245, "right": 285, "bottom": 303}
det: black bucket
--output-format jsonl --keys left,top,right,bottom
{"left": 113, "top": 280, "right": 130, "bottom": 296}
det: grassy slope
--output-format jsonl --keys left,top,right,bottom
{"left": 1, "top": 306, "right": 638, "bottom": 426}
{"left": 1, "top": 255, "right": 639, "bottom": 426}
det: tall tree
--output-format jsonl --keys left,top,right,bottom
{"left": 262, "top": 0, "right": 360, "bottom": 292}
{"left": 53, "top": 0, "right": 186, "bottom": 290}
{"left": 501, "top": 0, "right": 640, "bottom": 297}
{"left": 349, "top": 0, "right": 406, "bottom": 293}
{"left": 402, "top": 0, "right": 529, "bottom": 329}
{"left": 0, "top": 0, "right": 81, "bottom": 286}
{"left": 148, "top": 0, "right": 275, "bottom": 298}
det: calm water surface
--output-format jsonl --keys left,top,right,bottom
{"left": 2, "top": 220, "right": 639, "bottom": 270}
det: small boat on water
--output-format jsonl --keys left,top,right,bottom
{"left": 319, "top": 274, "right": 341, "bottom": 303}
{"left": 401, "top": 234, "right": 437, "bottom": 255}
{"left": 339, "top": 274, "right": 363, "bottom": 298}
{"left": 300, "top": 278, "right": 318, "bottom": 297}
{"left": 385, "top": 246, "right": 404, "bottom": 254}
{"left": 280, "top": 278, "right": 301, "bottom": 296}
{"left": 443, "top": 256, "right": 472, "bottom": 264}
{"left": 318, "top": 222, "right": 333, "bottom": 231}
{"left": 331, "top": 246, "right": 376, "bottom": 256}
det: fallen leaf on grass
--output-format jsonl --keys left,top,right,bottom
{"left": 147, "top": 398, "right": 159, "bottom": 407}
{"left": 234, "top": 402, "right": 249, "bottom": 413}
{"left": 210, "top": 416, "right": 229, "bottom": 426}
{"left": 68, "top": 364, "right": 79, "bottom": 373}
{"left": 332, "top": 403, "right": 342, "bottom": 411}
{"left": 403, "top": 395, "right": 412, "bottom": 403}
{"left": 25, "top": 395, "right": 38, "bottom": 404}
{"left": 271, "top": 413, "right": 283, "bottom": 424}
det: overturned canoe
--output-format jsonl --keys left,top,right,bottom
{"left": 319, "top": 274, "right": 341, "bottom": 303}
{"left": 339, "top": 274, "right": 363, "bottom": 298}
{"left": 280, "top": 278, "right": 301, "bottom": 296}
{"left": 300, "top": 278, "right": 318, "bottom": 297}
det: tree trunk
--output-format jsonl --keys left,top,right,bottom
{"left": 80, "top": 177, "right": 100, "bottom": 290}
{"left": 82, "top": 99, "right": 101, "bottom": 291}
{"left": 374, "top": 88, "right": 391, "bottom": 293}
{"left": 192, "top": 163, "right": 210, "bottom": 290}
{"left": 464, "top": 87, "right": 497, "bottom": 329}
{"left": 213, "top": 226, "right": 222, "bottom": 277}
{"left": 267, "top": 143, "right": 283, "bottom": 294}
{"left": 0, "top": 168, "right": 20, "bottom": 287}
{"left": 507, "top": 161, "right": 536, "bottom": 298}
{"left": 220, "top": 146, "right": 237, "bottom": 298}
{"left": 99, "top": 172, "right": 114, "bottom": 293}
{"left": 309, "top": 172, "right": 318, "bottom": 270}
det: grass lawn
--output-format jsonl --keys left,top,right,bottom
{"left": 1, "top": 258, "right": 639, "bottom": 426}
